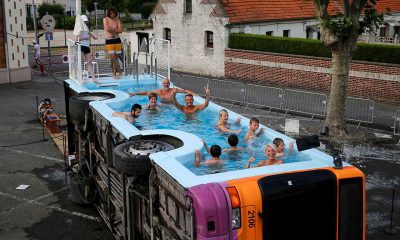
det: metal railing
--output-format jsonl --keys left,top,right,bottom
{"left": 345, "top": 97, "right": 375, "bottom": 128}
{"left": 282, "top": 89, "right": 328, "bottom": 119}
{"left": 358, "top": 35, "right": 400, "bottom": 45}
{"left": 209, "top": 79, "right": 245, "bottom": 105}
{"left": 67, "top": 39, "right": 82, "bottom": 81}
{"left": 393, "top": 110, "right": 400, "bottom": 137}
{"left": 245, "top": 84, "right": 284, "bottom": 113}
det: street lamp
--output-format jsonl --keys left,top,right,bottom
{"left": 94, "top": 2, "right": 98, "bottom": 30}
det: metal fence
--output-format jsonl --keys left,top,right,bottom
{"left": 209, "top": 79, "right": 246, "bottom": 105}
{"left": 150, "top": 38, "right": 170, "bottom": 80}
{"left": 345, "top": 97, "right": 375, "bottom": 128}
{"left": 245, "top": 84, "right": 284, "bottom": 113}
{"left": 282, "top": 89, "right": 328, "bottom": 119}
{"left": 393, "top": 110, "right": 400, "bottom": 137}
{"left": 67, "top": 39, "right": 82, "bottom": 81}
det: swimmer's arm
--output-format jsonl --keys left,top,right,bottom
{"left": 115, "top": 18, "right": 123, "bottom": 34}
{"left": 171, "top": 89, "right": 184, "bottom": 111}
{"left": 194, "top": 149, "right": 201, "bottom": 166}
{"left": 112, "top": 112, "right": 132, "bottom": 122}
{"left": 289, "top": 141, "right": 294, "bottom": 155}
{"left": 245, "top": 155, "right": 255, "bottom": 168}
{"left": 197, "top": 84, "right": 210, "bottom": 111}
{"left": 203, "top": 141, "right": 211, "bottom": 155}
{"left": 89, "top": 32, "right": 97, "bottom": 40}
{"left": 174, "top": 88, "right": 197, "bottom": 96}
{"left": 129, "top": 91, "right": 154, "bottom": 97}
{"left": 244, "top": 131, "right": 252, "bottom": 141}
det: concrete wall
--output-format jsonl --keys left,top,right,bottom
{"left": 153, "top": 0, "right": 229, "bottom": 77}
{"left": 225, "top": 49, "right": 400, "bottom": 104}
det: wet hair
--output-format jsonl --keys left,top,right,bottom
{"left": 266, "top": 143, "right": 277, "bottom": 151}
{"left": 250, "top": 117, "right": 260, "bottom": 124}
{"left": 185, "top": 94, "right": 194, "bottom": 98}
{"left": 131, "top": 103, "right": 142, "bottom": 112}
{"left": 210, "top": 145, "right": 222, "bottom": 158}
{"left": 228, "top": 134, "right": 239, "bottom": 147}
{"left": 148, "top": 93, "right": 158, "bottom": 100}
{"left": 219, "top": 109, "right": 228, "bottom": 117}
{"left": 273, "top": 138, "right": 284, "bottom": 147}
{"left": 107, "top": 6, "right": 118, "bottom": 18}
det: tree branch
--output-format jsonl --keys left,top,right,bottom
{"left": 312, "top": 0, "right": 330, "bottom": 21}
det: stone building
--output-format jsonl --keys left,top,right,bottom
{"left": 1, "top": 0, "right": 31, "bottom": 84}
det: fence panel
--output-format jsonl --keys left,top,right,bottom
{"left": 171, "top": 73, "right": 209, "bottom": 97}
{"left": 151, "top": 38, "right": 170, "bottom": 79}
{"left": 67, "top": 39, "right": 81, "bottom": 81}
{"left": 394, "top": 110, "right": 400, "bottom": 137}
{"left": 208, "top": 79, "right": 245, "bottom": 104}
{"left": 282, "top": 89, "right": 328, "bottom": 118}
{"left": 244, "top": 84, "right": 283, "bottom": 112}
{"left": 345, "top": 97, "right": 374, "bottom": 127}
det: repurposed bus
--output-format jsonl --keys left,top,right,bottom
{"left": 64, "top": 76, "right": 365, "bottom": 240}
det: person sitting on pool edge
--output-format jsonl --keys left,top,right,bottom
{"left": 273, "top": 137, "right": 294, "bottom": 158}
{"left": 245, "top": 144, "right": 283, "bottom": 168}
{"left": 244, "top": 117, "right": 264, "bottom": 141}
{"left": 217, "top": 109, "right": 241, "bottom": 133}
{"left": 146, "top": 93, "right": 161, "bottom": 111}
{"left": 223, "top": 134, "right": 243, "bottom": 152}
{"left": 171, "top": 84, "right": 210, "bottom": 114}
{"left": 112, "top": 103, "right": 142, "bottom": 123}
{"left": 128, "top": 78, "right": 196, "bottom": 104}
{"left": 194, "top": 144, "right": 223, "bottom": 166}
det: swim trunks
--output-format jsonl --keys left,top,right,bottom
{"left": 105, "top": 37, "right": 122, "bottom": 54}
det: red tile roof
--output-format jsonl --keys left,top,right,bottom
{"left": 220, "top": 0, "right": 400, "bottom": 24}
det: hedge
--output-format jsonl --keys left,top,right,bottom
{"left": 229, "top": 33, "right": 400, "bottom": 64}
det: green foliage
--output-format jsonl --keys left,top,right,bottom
{"left": 54, "top": 15, "right": 75, "bottom": 30}
{"left": 359, "top": 1, "right": 384, "bottom": 34}
{"left": 141, "top": 1, "right": 157, "bottom": 19}
{"left": 229, "top": 33, "right": 331, "bottom": 57}
{"left": 321, "top": 14, "right": 354, "bottom": 38}
{"left": 229, "top": 33, "right": 400, "bottom": 64}
{"left": 37, "top": 3, "right": 64, "bottom": 18}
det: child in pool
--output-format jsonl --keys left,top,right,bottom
{"left": 216, "top": 109, "right": 241, "bottom": 133}
{"left": 244, "top": 117, "right": 264, "bottom": 141}
{"left": 194, "top": 144, "right": 223, "bottom": 166}
{"left": 245, "top": 144, "right": 283, "bottom": 168}
{"left": 273, "top": 137, "right": 294, "bottom": 158}
{"left": 223, "top": 134, "right": 243, "bottom": 152}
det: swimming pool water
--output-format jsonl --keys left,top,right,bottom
{"left": 107, "top": 84, "right": 311, "bottom": 175}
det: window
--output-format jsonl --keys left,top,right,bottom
{"left": 283, "top": 30, "right": 290, "bottom": 37}
{"left": 164, "top": 28, "right": 171, "bottom": 43}
{"left": 379, "top": 27, "right": 387, "bottom": 37}
{"left": 206, "top": 31, "right": 213, "bottom": 48}
{"left": 265, "top": 31, "right": 273, "bottom": 36}
{"left": 185, "top": 0, "right": 192, "bottom": 14}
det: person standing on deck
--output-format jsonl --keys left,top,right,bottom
{"left": 77, "top": 15, "right": 98, "bottom": 82}
{"left": 103, "top": 6, "right": 123, "bottom": 79}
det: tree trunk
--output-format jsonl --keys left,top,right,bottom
{"left": 325, "top": 50, "right": 352, "bottom": 137}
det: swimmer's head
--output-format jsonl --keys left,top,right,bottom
{"left": 219, "top": 109, "right": 229, "bottom": 119}
{"left": 210, "top": 145, "right": 222, "bottom": 158}
{"left": 162, "top": 78, "right": 170, "bottom": 88}
{"left": 273, "top": 138, "right": 285, "bottom": 152}
{"left": 265, "top": 144, "right": 277, "bottom": 158}
{"left": 131, "top": 103, "right": 142, "bottom": 118}
{"left": 228, "top": 134, "right": 239, "bottom": 147}
{"left": 184, "top": 94, "right": 194, "bottom": 106}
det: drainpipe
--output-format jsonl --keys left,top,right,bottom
{"left": 2, "top": 0, "right": 11, "bottom": 83}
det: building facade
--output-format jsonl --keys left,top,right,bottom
{"left": 1, "top": 0, "right": 31, "bottom": 84}
{"left": 153, "top": 0, "right": 400, "bottom": 77}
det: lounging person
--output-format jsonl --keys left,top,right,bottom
{"left": 146, "top": 93, "right": 161, "bottom": 111}
{"left": 217, "top": 109, "right": 241, "bottom": 133}
{"left": 103, "top": 6, "right": 123, "bottom": 79}
{"left": 171, "top": 84, "right": 210, "bottom": 114}
{"left": 223, "top": 134, "right": 243, "bottom": 152}
{"left": 245, "top": 144, "right": 283, "bottom": 168}
{"left": 77, "top": 15, "right": 98, "bottom": 82}
{"left": 129, "top": 78, "right": 196, "bottom": 104}
{"left": 273, "top": 137, "right": 294, "bottom": 158}
{"left": 194, "top": 144, "right": 223, "bottom": 166}
{"left": 244, "top": 117, "right": 264, "bottom": 141}
{"left": 112, "top": 104, "right": 142, "bottom": 123}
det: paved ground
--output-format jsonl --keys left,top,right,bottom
{"left": 0, "top": 66, "right": 399, "bottom": 239}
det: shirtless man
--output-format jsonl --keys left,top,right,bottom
{"left": 129, "top": 78, "right": 195, "bottom": 104}
{"left": 245, "top": 144, "right": 283, "bottom": 168}
{"left": 112, "top": 104, "right": 142, "bottom": 123}
{"left": 194, "top": 145, "right": 223, "bottom": 166}
{"left": 171, "top": 84, "right": 210, "bottom": 114}
{"left": 103, "top": 6, "right": 123, "bottom": 79}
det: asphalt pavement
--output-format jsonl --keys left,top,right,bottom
{"left": 0, "top": 66, "right": 399, "bottom": 239}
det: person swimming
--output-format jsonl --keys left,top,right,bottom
{"left": 146, "top": 93, "right": 161, "bottom": 111}
{"left": 112, "top": 103, "right": 142, "bottom": 123}
{"left": 172, "top": 84, "right": 210, "bottom": 114}
{"left": 245, "top": 144, "right": 283, "bottom": 168}
{"left": 273, "top": 137, "right": 294, "bottom": 158}
{"left": 244, "top": 117, "right": 264, "bottom": 141}
{"left": 223, "top": 134, "right": 243, "bottom": 152}
{"left": 194, "top": 144, "right": 223, "bottom": 166}
{"left": 216, "top": 109, "right": 241, "bottom": 134}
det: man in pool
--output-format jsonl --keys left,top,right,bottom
{"left": 129, "top": 78, "right": 196, "bottom": 104}
{"left": 245, "top": 144, "right": 283, "bottom": 168}
{"left": 112, "top": 103, "right": 142, "bottom": 123}
{"left": 171, "top": 84, "right": 210, "bottom": 114}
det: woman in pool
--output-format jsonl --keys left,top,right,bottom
{"left": 245, "top": 144, "right": 283, "bottom": 168}
{"left": 146, "top": 93, "right": 161, "bottom": 111}
{"left": 216, "top": 109, "right": 241, "bottom": 133}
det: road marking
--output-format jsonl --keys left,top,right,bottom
{"left": 3, "top": 148, "right": 64, "bottom": 163}
{"left": 0, "top": 190, "right": 101, "bottom": 222}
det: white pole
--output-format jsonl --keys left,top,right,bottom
{"left": 76, "top": 0, "right": 81, "bottom": 16}
{"left": 94, "top": 2, "right": 98, "bottom": 30}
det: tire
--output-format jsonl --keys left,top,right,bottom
{"left": 113, "top": 140, "right": 175, "bottom": 175}
{"left": 69, "top": 92, "right": 115, "bottom": 126}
